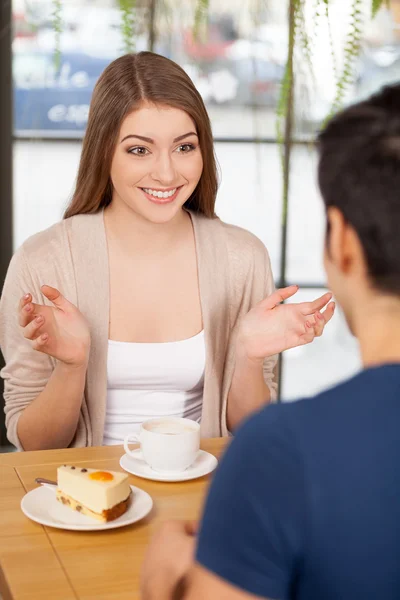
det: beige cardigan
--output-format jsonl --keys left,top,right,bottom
{"left": 0, "top": 210, "right": 277, "bottom": 449}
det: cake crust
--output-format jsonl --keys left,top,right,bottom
{"left": 56, "top": 489, "right": 132, "bottom": 522}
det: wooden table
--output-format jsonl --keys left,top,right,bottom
{"left": 0, "top": 438, "right": 227, "bottom": 600}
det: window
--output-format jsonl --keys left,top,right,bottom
{"left": 10, "top": 0, "right": 400, "bottom": 400}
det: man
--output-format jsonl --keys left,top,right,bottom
{"left": 141, "top": 84, "right": 400, "bottom": 599}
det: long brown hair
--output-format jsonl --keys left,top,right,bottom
{"left": 64, "top": 52, "right": 218, "bottom": 219}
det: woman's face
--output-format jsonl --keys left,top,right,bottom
{"left": 110, "top": 102, "right": 203, "bottom": 224}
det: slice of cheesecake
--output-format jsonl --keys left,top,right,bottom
{"left": 56, "top": 465, "right": 132, "bottom": 522}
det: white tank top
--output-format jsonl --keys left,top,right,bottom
{"left": 103, "top": 331, "right": 205, "bottom": 445}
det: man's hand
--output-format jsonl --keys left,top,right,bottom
{"left": 141, "top": 520, "right": 198, "bottom": 600}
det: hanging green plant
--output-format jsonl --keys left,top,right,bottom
{"left": 193, "top": 0, "right": 210, "bottom": 42}
{"left": 275, "top": 0, "right": 392, "bottom": 292}
{"left": 276, "top": 0, "right": 301, "bottom": 163}
{"left": 296, "top": 0, "right": 315, "bottom": 77}
{"left": 278, "top": 0, "right": 392, "bottom": 148}
{"left": 118, "top": 0, "right": 137, "bottom": 54}
{"left": 148, "top": 0, "right": 157, "bottom": 52}
{"left": 276, "top": 61, "right": 293, "bottom": 164}
{"left": 324, "top": 0, "right": 339, "bottom": 81}
{"left": 328, "top": 0, "right": 364, "bottom": 118}
{"left": 372, "top": 0, "right": 391, "bottom": 17}
{"left": 52, "top": 0, "right": 62, "bottom": 70}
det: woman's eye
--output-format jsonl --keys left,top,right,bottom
{"left": 128, "top": 147, "right": 149, "bottom": 156}
{"left": 176, "top": 143, "right": 195, "bottom": 153}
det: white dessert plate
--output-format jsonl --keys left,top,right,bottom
{"left": 21, "top": 484, "right": 153, "bottom": 531}
{"left": 120, "top": 449, "right": 218, "bottom": 482}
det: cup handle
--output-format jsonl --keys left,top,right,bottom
{"left": 123, "top": 432, "right": 141, "bottom": 458}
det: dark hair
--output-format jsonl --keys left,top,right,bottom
{"left": 64, "top": 52, "right": 218, "bottom": 219}
{"left": 318, "top": 84, "right": 400, "bottom": 295}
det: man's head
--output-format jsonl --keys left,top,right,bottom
{"left": 318, "top": 84, "right": 400, "bottom": 331}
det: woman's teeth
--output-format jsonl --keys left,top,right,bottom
{"left": 143, "top": 188, "right": 177, "bottom": 199}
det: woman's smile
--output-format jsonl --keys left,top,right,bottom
{"left": 140, "top": 185, "right": 183, "bottom": 205}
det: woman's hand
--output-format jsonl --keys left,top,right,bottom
{"left": 18, "top": 285, "right": 91, "bottom": 368}
{"left": 237, "top": 285, "right": 335, "bottom": 362}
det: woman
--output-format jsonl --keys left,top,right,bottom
{"left": 0, "top": 52, "right": 334, "bottom": 451}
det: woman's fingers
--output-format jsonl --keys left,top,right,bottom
{"left": 300, "top": 301, "right": 336, "bottom": 341}
{"left": 300, "top": 321, "right": 316, "bottom": 344}
{"left": 313, "top": 312, "right": 325, "bottom": 337}
{"left": 313, "top": 302, "right": 336, "bottom": 337}
{"left": 22, "top": 314, "right": 45, "bottom": 341}
{"left": 32, "top": 333, "right": 49, "bottom": 352}
{"left": 18, "top": 294, "right": 32, "bottom": 326}
{"left": 41, "top": 285, "right": 71, "bottom": 311}
{"left": 300, "top": 292, "right": 333, "bottom": 316}
{"left": 18, "top": 300, "right": 39, "bottom": 327}
{"left": 260, "top": 285, "right": 299, "bottom": 310}
{"left": 19, "top": 293, "right": 31, "bottom": 312}
{"left": 323, "top": 301, "right": 336, "bottom": 322}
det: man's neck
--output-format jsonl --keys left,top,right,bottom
{"left": 353, "top": 295, "right": 400, "bottom": 368}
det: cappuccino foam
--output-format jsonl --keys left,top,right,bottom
{"left": 145, "top": 421, "right": 197, "bottom": 435}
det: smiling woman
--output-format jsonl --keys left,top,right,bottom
{"left": 108, "top": 103, "right": 203, "bottom": 223}
{"left": 64, "top": 52, "right": 217, "bottom": 220}
{"left": 0, "top": 51, "right": 334, "bottom": 451}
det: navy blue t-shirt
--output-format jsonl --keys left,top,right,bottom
{"left": 197, "top": 365, "right": 400, "bottom": 599}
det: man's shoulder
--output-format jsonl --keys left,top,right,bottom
{"left": 281, "top": 367, "right": 382, "bottom": 424}
{"left": 239, "top": 367, "right": 397, "bottom": 464}
{"left": 237, "top": 370, "right": 371, "bottom": 451}
{"left": 229, "top": 403, "right": 298, "bottom": 467}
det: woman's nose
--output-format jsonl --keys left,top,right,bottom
{"left": 151, "top": 153, "right": 176, "bottom": 185}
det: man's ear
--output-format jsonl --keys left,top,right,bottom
{"left": 326, "top": 207, "right": 347, "bottom": 271}
{"left": 326, "top": 207, "right": 367, "bottom": 276}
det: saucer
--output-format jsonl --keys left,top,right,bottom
{"left": 120, "top": 449, "right": 218, "bottom": 482}
{"left": 21, "top": 485, "right": 153, "bottom": 531}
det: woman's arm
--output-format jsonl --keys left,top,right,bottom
{"left": 0, "top": 249, "right": 91, "bottom": 449}
{"left": 17, "top": 360, "right": 87, "bottom": 450}
{"left": 14, "top": 287, "right": 91, "bottom": 450}
{"left": 227, "top": 287, "right": 335, "bottom": 431}
{"left": 227, "top": 348, "right": 271, "bottom": 432}
{"left": 225, "top": 240, "right": 277, "bottom": 432}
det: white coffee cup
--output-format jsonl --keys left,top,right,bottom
{"left": 123, "top": 417, "right": 200, "bottom": 473}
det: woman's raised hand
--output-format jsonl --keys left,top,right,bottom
{"left": 237, "top": 285, "right": 335, "bottom": 362}
{"left": 19, "top": 285, "right": 91, "bottom": 368}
